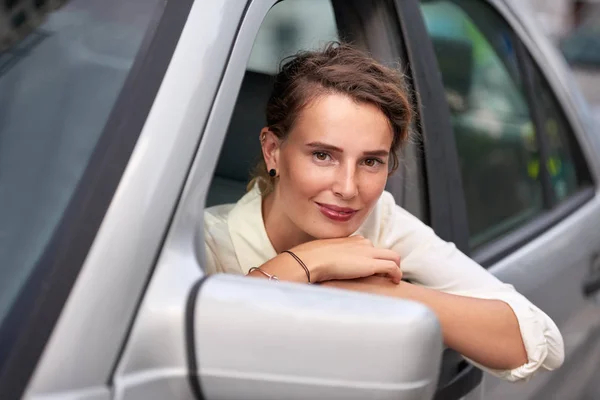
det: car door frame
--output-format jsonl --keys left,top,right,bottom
{"left": 388, "top": 1, "right": 486, "bottom": 399}
{"left": 391, "top": 0, "right": 470, "bottom": 250}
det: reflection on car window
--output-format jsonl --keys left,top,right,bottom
{"left": 0, "top": 0, "right": 160, "bottom": 327}
{"left": 420, "top": 0, "right": 544, "bottom": 248}
{"left": 529, "top": 63, "right": 591, "bottom": 201}
{"left": 422, "top": 2, "right": 527, "bottom": 121}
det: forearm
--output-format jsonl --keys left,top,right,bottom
{"left": 322, "top": 278, "right": 528, "bottom": 371}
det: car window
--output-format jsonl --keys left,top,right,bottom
{"left": 207, "top": 0, "right": 339, "bottom": 207}
{"left": 247, "top": 0, "right": 339, "bottom": 75}
{"left": 528, "top": 61, "right": 592, "bottom": 201}
{"left": 0, "top": 0, "right": 161, "bottom": 328}
{"left": 419, "top": 0, "right": 544, "bottom": 249}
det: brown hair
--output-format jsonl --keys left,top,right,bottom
{"left": 249, "top": 42, "right": 413, "bottom": 194}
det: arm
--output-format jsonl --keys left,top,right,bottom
{"left": 374, "top": 192, "right": 564, "bottom": 381}
{"left": 321, "top": 277, "right": 527, "bottom": 370}
{"left": 247, "top": 236, "right": 404, "bottom": 284}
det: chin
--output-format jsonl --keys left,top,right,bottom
{"left": 306, "top": 222, "right": 360, "bottom": 240}
{"left": 296, "top": 208, "right": 367, "bottom": 240}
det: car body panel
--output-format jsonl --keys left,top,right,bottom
{"left": 113, "top": 0, "right": 274, "bottom": 398}
{"left": 24, "top": 0, "right": 231, "bottom": 396}
{"left": 3, "top": 0, "right": 599, "bottom": 399}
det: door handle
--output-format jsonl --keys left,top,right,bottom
{"left": 583, "top": 254, "right": 600, "bottom": 297}
{"left": 583, "top": 268, "right": 600, "bottom": 297}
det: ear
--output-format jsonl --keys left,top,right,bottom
{"left": 260, "top": 127, "right": 281, "bottom": 172}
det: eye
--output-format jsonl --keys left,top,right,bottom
{"left": 313, "top": 151, "right": 330, "bottom": 161}
{"left": 364, "top": 158, "right": 383, "bottom": 167}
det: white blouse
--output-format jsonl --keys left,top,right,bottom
{"left": 203, "top": 187, "right": 564, "bottom": 382}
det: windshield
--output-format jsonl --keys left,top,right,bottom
{"left": 0, "top": 0, "right": 160, "bottom": 329}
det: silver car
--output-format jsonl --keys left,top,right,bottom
{"left": 1, "top": 0, "right": 599, "bottom": 399}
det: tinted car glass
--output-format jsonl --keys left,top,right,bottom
{"left": 529, "top": 62, "right": 592, "bottom": 201}
{"left": 419, "top": 0, "right": 544, "bottom": 248}
{"left": 0, "top": 0, "right": 161, "bottom": 327}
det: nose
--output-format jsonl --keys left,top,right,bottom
{"left": 332, "top": 163, "right": 358, "bottom": 200}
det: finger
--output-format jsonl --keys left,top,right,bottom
{"left": 372, "top": 273, "right": 403, "bottom": 283}
{"left": 387, "top": 268, "right": 403, "bottom": 284}
{"left": 372, "top": 259, "right": 403, "bottom": 284}
{"left": 370, "top": 248, "right": 401, "bottom": 266}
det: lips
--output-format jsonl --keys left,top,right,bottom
{"left": 316, "top": 202, "right": 359, "bottom": 222}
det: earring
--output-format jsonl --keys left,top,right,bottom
{"left": 269, "top": 169, "right": 276, "bottom": 177}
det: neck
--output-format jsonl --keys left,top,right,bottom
{"left": 262, "top": 191, "right": 313, "bottom": 253}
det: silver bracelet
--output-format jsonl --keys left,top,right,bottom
{"left": 248, "top": 267, "right": 279, "bottom": 282}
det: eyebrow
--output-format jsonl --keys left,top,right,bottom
{"left": 306, "top": 141, "right": 389, "bottom": 157}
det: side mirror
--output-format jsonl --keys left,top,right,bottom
{"left": 188, "top": 275, "right": 443, "bottom": 400}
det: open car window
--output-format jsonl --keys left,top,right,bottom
{"left": 248, "top": 0, "right": 338, "bottom": 75}
{"left": 206, "top": 0, "right": 340, "bottom": 207}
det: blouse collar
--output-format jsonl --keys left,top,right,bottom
{"left": 227, "top": 185, "right": 381, "bottom": 274}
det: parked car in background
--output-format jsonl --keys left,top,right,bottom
{"left": 1, "top": 0, "right": 600, "bottom": 399}
{"left": 560, "top": 3, "right": 600, "bottom": 110}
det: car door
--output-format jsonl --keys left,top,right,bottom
{"left": 1, "top": 1, "right": 447, "bottom": 399}
{"left": 409, "top": 0, "right": 600, "bottom": 399}
{"left": 109, "top": 1, "right": 482, "bottom": 399}
{"left": 387, "top": 1, "right": 489, "bottom": 399}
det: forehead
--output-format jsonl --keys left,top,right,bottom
{"left": 289, "top": 93, "right": 393, "bottom": 149}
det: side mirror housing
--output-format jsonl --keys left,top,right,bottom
{"left": 189, "top": 275, "right": 443, "bottom": 400}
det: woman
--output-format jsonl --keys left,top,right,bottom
{"left": 204, "top": 43, "right": 564, "bottom": 382}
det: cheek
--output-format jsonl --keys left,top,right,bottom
{"left": 358, "top": 171, "right": 388, "bottom": 203}
{"left": 281, "top": 155, "right": 331, "bottom": 197}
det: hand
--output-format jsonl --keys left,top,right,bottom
{"left": 320, "top": 275, "right": 405, "bottom": 296}
{"left": 288, "top": 236, "right": 402, "bottom": 284}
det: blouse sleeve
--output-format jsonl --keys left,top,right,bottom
{"left": 376, "top": 192, "right": 564, "bottom": 382}
{"left": 202, "top": 205, "right": 244, "bottom": 276}
{"left": 203, "top": 228, "right": 222, "bottom": 276}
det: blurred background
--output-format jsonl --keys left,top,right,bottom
{"left": 530, "top": 0, "right": 600, "bottom": 110}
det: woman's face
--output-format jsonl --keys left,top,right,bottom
{"left": 266, "top": 93, "right": 394, "bottom": 239}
